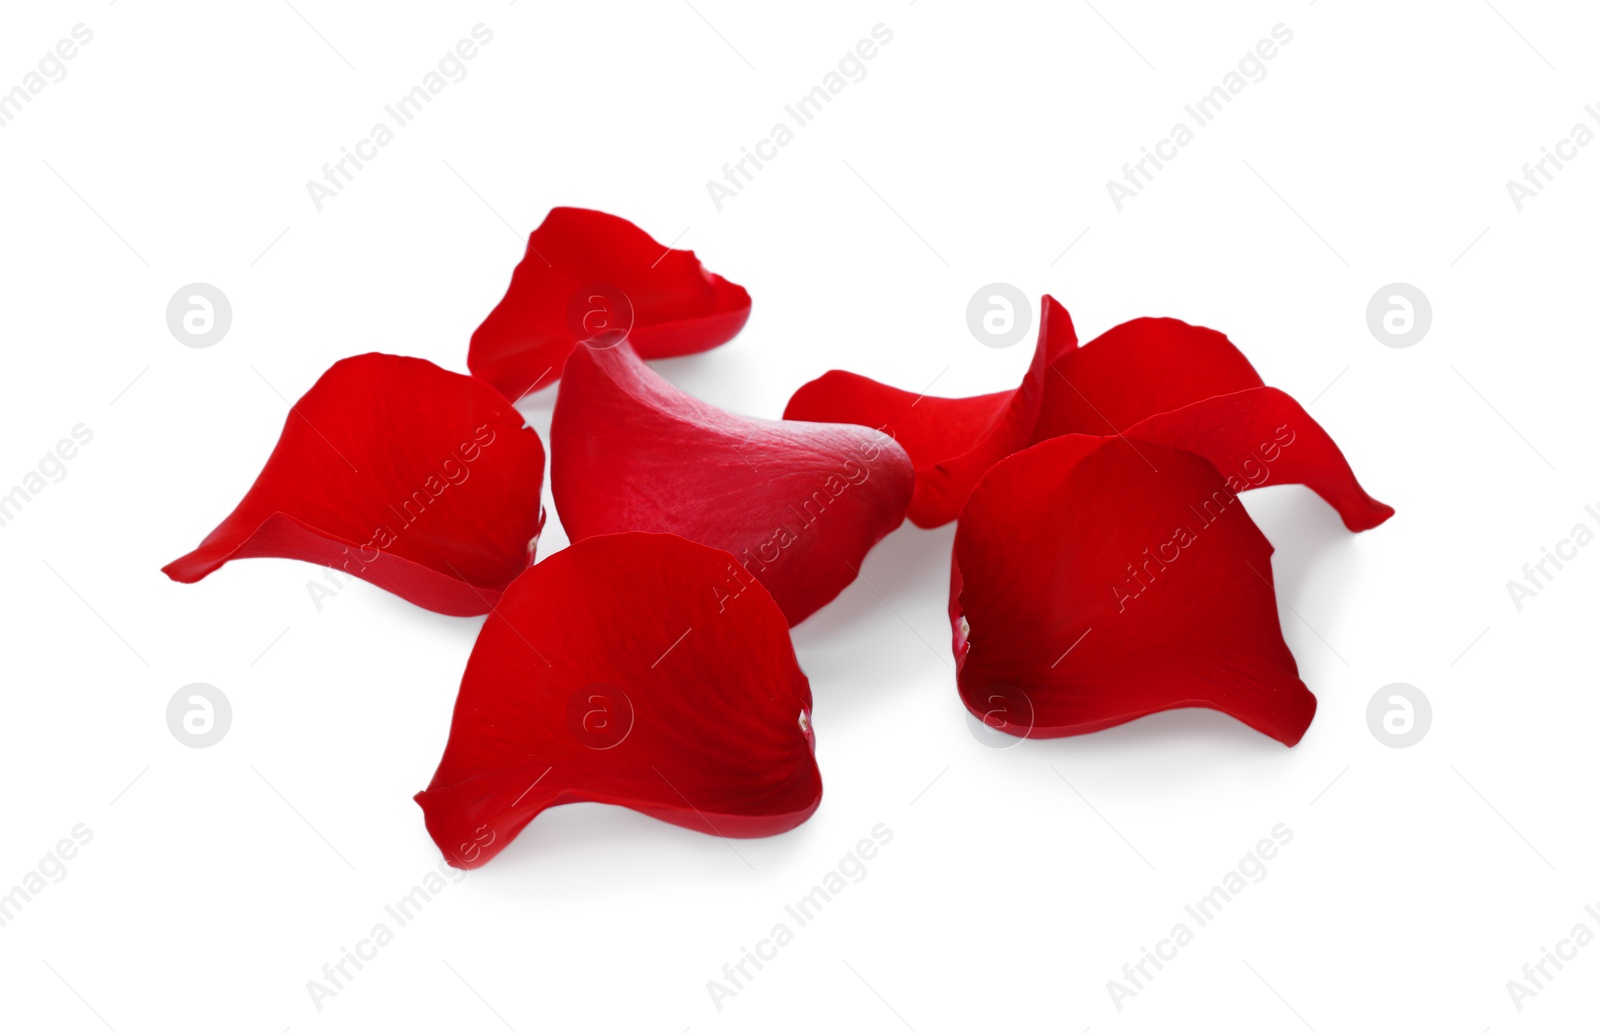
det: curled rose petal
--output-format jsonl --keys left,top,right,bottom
{"left": 468, "top": 207, "right": 752, "bottom": 400}
{"left": 1033, "top": 315, "right": 1265, "bottom": 442}
{"left": 551, "top": 341, "right": 914, "bottom": 625}
{"left": 1124, "top": 387, "right": 1394, "bottom": 532}
{"left": 162, "top": 353, "right": 545, "bottom": 617}
{"left": 415, "top": 532, "right": 821, "bottom": 868}
{"left": 783, "top": 296, "right": 1079, "bottom": 528}
{"left": 951, "top": 434, "right": 1316, "bottom": 746}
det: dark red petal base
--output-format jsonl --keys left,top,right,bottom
{"left": 415, "top": 532, "right": 822, "bottom": 868}
{"left": 951, "top": 434, "right": 1317, "bottom": 746}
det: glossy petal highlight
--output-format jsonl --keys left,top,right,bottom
{"left": 552, "top": 341, "right": 914, "bottom": 625}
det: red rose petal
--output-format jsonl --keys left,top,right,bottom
{"left": 1033, "top": 316, "right": 1265, "bottom": 442}
{"left": 1125, "top": 387, "right": 1394, "bottom": 532}
{"left": 783, "top": 296, "right": 1079, "bottom": 527}
{"left": 414, "top": 532, "right": 821, "bottom": 868}
{"left": 951, "top": 434, "right": 1316, "bottom": 746}
{"left": 551, "top": 341, "right": 914, "bottom": 625}
{"left": 162, "top": 353, "right": 545, "bottom": 617}
{"left": 468, "top": 207, "right": 752, "bottom": 400}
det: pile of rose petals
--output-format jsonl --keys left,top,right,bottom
{"left": 164, "top": 207, "right": 1392, "bottom": 868}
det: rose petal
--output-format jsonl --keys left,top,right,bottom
{"left": 551, "top": 341, "right": 914, "bottom": 625}
{"left": 952, "top": 434, "right": 1316, "bottom": 746}
{"left": 468, "top": 207, "right": 752, "bottom": 400}
{"left": 1033, "top": 316, "right": 1265, "bottom": 442}
{"left": 414, "top": 532, "right": 821, "bottom": 868}
{"left": 1124, "top": 387, "right": 1394, "bottom": 532}
{"left": 783, "top": 296, "right": 1079, "bottom": 527}
{"left": 162, "top": 353, "right": 545, "bottom": 617}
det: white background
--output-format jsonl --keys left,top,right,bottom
{"left": 1, "top": 1, "right": 1595, "bottom": 1030}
